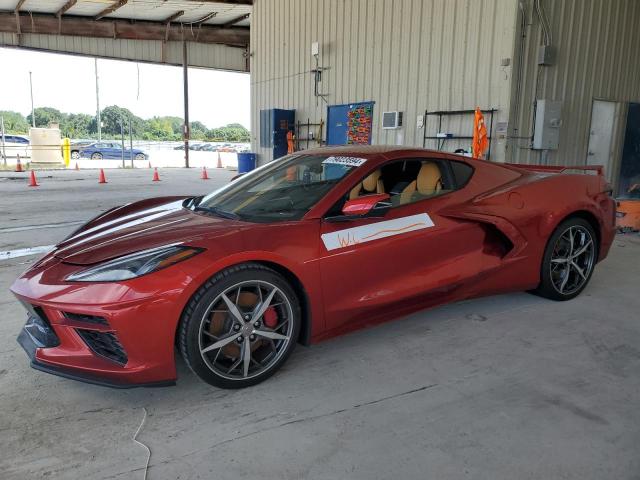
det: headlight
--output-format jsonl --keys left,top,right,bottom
{"left": 65, "top": 245, "right": 203, "bottom": 282}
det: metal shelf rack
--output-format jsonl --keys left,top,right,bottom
{"left": 422, "top": 108, "right": 497, "bottom": 160}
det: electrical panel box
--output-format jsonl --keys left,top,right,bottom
{"left": 537, "top": 45, "right": 555, "bottom": 66}
{"left": 533, "top": 100, "right": 562, "bottom": 150}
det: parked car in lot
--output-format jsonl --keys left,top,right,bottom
{"left": 10, "top": 146, "right": 615, "bottom": 389}
{"left": 1, "top": 134, "right": 31, "bottom": 159}
{"left": 79, "top": 142, "right": 147, "bottom": 160}
{"left": 70, "top": 141, "right": 94, "bottom": 160}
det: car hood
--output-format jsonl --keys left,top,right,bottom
{"left": 53, "top": 196, "right": 244, "bottom": 265}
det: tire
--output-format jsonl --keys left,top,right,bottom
{"left": 535, "top": 217, "right": 598, "bottom": 301}
{"left": 91, "top": 152, "right": 103, "bottom": 160}
{"left": 179, "top": 263, "right": 301, "bottom": 388}
{"left": 135, "top": 153, "right": 146, "bottom": 161}
{"left": 71, "top": 151, "right": 80, "bottom": 160}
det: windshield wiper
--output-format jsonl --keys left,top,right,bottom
{"left": 193, "top": 205, "right": 241, "bottom": 220}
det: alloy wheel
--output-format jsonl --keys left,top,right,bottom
{"left": 198, "top": 280, "right": 294, "bottom": 380}
{"left": 549, "top": 225, "right": 596, "bottom": 295}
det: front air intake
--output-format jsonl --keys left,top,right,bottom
{"left": 75, "top": 329, "right": 128, "bottom": 365}
{"left": 63, "top": 312, "right": 109, "bottom": 326}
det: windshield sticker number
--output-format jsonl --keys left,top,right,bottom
{"left": 322, "top": 156, "right": 367, "bottom": 167}
{"left": 321, "top": 213, "right": 435, "bottom": 251}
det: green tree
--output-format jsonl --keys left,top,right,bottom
{"left": 63, "top": 113, "right": 94, "bottom": 138}
{"left": 190, "top": 121, "right": 208, "bottom": 140}
{"left": 100, "top": 105, "right": 144, "bottom": 137}
{"left": 0, "top": 111, "right": 29, "bottom": 134}
{"left": 27, "top": 107, "right": 66, "bottom": 129}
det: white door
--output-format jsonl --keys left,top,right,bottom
{"left": 587, "top": 100, "right": 617, "bottom": 177}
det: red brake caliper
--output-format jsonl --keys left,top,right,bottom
{"left": 263, "top": 307, "right": 278, "bottom": 328}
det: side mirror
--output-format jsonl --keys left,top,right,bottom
{"left": 342, "top": 193, "right": 391, "bottom": 217}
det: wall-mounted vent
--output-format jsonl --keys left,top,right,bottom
{"left": 382, "top": 111, "right": 403, "bottom": 129}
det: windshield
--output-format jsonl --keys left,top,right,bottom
{"left": 194, "top": 154, "right": 360, "bottom": 222}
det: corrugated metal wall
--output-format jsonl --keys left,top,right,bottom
{"left": 0, "top": 33, "right": 247, "bottom": 71}
{"left": 250, "top": 0, "right": 519, "bottom": 164}
{"left": 509, "top": 0, "right": 640, "bottom": 176}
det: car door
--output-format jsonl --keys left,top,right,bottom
{"left": 318, "top": 156, "right": 488, "bottom": 333}
{"left": 107, "top": 143, "right": 122, "bottom": 159}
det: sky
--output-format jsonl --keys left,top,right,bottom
{"left": 0, "top": 47, "right": 250, "bottom": 129}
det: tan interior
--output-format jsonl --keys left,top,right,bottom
{"left": 400, "top": 162, "right": 442, "bottom": 205}
{"left": 349, "top": 169, "right": 385, "bottom": 200}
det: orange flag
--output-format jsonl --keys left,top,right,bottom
{"left": 472, "top": 107, "right": 489, "bottom": 159}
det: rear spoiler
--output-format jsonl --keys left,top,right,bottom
{"left": 504, "top": 163, "right": 604, "bottom": 176}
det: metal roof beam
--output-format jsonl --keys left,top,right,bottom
{"left": 95, "top": 0, "right": 128, "bottom": 21}
{"left": 191, "top": 12, "right": 217, "bottom": 25}
{"left": 0, "top": 12, "right": 249, "bottom": 46}
{"left": 14, "top": 0, "right": 26, "bottom": 12}
{"left": 222, "top": 13, "right": 250, "bottom": 27}
{"left": 56, "top": 0, "right": 78, "bottom": 18}
{"left": 164, "top": 10, "right": 185, "bottom": 24}
{"left": 186, "top": 0, "right": 252, "bottom": 4}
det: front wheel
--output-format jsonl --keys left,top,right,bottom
{"left": 179, "top": 263, "right": 301, "bottom": 388}
{"left": 91, "top": 152, "right": 103, "bottom": 160}
{"left": 535, "top": 218, "right": 598, "bottom": 301}
{"left": 135, "top": 153, "right": 146, "bottom": 161}
{"left": 71, "top": 151, "right": 80, "bottom": 160}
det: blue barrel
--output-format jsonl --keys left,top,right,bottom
{"left": 237, "top": 153, "right": 257, "bottom": 173}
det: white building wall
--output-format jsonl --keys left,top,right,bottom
{"left": 0, "top": 33, "right": 247, "bottom": 71}
{"left": 509, "top": 0, "right": 640, "bottom": 175}
{"left": 250, "top": 0, "right": 519, "bottom": 164}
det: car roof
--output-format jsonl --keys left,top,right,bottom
{"left": 298, "top": 145, "right": 458, "bottom": 159}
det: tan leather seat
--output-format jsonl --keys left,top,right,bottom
{"left": 349, "top": 169, "right": 385, "bottom": 199}
{"left": 400, "top": 162, "right": 442, "bottom": 205}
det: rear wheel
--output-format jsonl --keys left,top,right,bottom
{"left": 536, "top": 218, "right": 597, "bottom": 301}
{"left": 135, "top": 153, "right": 145, "bottom": 161}
{"left": 91, "top": 152, "right": 103, "bottom": 160}
{"left": 179, "top": 264, "right": 300, "bottom": 388}
{"left": 71, "top": 151, "right": 80, "bottom": 160}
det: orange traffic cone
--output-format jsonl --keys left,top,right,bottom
{"left": 152, "top": 167, "right": 161, "bottom": 182}
{"left": 216, "top": 152, "right": 223, "bottom": 169}
{"left": 28, "top": 170, "right": 39, "bottom": 187}
{"left": 15, "top": 155, "right": 23, "bottom": 172}
{"left": 98, "top": 169, "right": 107, "bottom": 184}
{"left": 74, "top": 162, "right": 79, "bottom": 170}
{"left": 201, "top": 166, "right": 209, "bottom": 180}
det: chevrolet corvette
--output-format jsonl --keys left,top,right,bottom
{"left": 11, "top": 146, "right": 616, "bottom": 388}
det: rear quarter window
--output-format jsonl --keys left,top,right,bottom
{"left": 450, "top": 161, "right": 474, "bottom": 188}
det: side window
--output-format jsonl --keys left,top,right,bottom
{"left": 450, "top": 160, "right": 473, "bottom": 188}
{"left": 330, "top": 158, "right": 475, "bottom": 216}
{"left": 378, "top": 159, "right": 458, "bottom": 207}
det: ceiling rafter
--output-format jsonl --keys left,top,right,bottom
{"left": 191, "top": 12, "right": 218, "bottom": 25}
{"left": 164, "top": 10, "right": 185, "bottom": 24}
{"left": 56, "top": 0, "right": 78, "bottom": 18}
{"left": 0, "top": 12, "right": 249, "bottom": 46}
{"left": 222, "top": 13, "right": 250, "bottom": 27}
{"left": 185, "top": 0, "right": 252, "bottom": 4}
{"left": 95, "top": 0, "right": 128, "bottom": 21}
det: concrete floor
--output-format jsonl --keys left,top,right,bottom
{"left": 1, "top": 168, "right": 639, "bottom": 479}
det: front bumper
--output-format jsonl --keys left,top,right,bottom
{"left": 10, "top": 253, "right": 206, "bottom": 388}
{"left": 17, "top": 317, "right": 173, "bottom": 388}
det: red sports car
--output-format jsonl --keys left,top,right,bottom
{"left": 11, "top": 147, "right": 616, "bottom": 389}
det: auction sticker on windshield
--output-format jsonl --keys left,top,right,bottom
{"left": 322, "top": 156, "right": 367, "bottom": 167}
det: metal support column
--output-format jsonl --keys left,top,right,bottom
{"left": 95, "top": 58, "right": 101, "bottom": 141}
{"left": 182, "top": 41, "right": 190, "bottom": 168}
